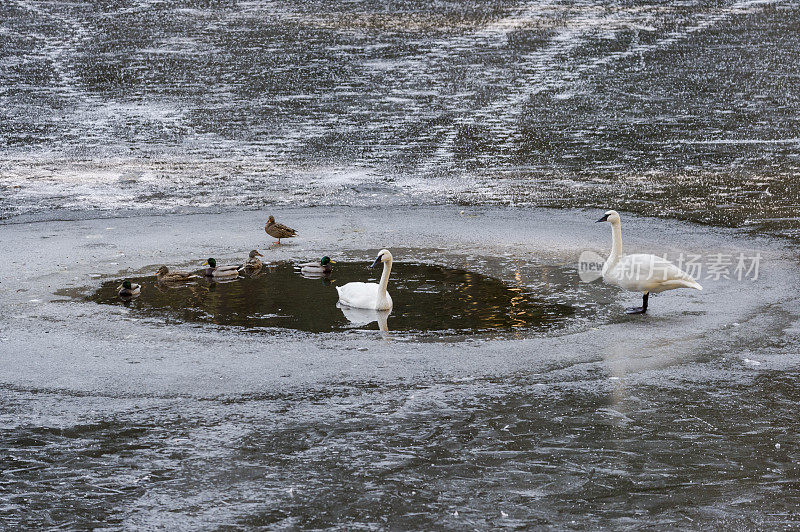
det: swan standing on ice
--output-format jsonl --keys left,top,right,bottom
{"left": 596, "top": 210, "right": 702, "bottom": 314}
{"left": 336, "top": 249, "right": 393, "bottom": 310}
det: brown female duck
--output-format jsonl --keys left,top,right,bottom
{"left": 156, "top": 266, "right": 200, "bottom": 283}
{"left": 265, "top": 215, "right": 297, "bottom": 244}
{"left": 244, "top": 250, "right": 264, "bottom": 270}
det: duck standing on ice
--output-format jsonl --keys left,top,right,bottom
{"left": 596, "top": 210, "right": 702, "bottom": 314}
{"left": 265, "top": 215, "right": 297, "bottom": 245}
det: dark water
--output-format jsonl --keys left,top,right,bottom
{"left": 2, "top": 1, "right": 799, "bottom": 238}
{"left": 86, "top": 262, "right": 576, "bottom": 335}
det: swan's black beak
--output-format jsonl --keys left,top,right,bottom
{"left": 370, "top": 254, "right": 382, "bottom": 268}
{"left": 596, "top": 214, "right": 610, "bottom": 223}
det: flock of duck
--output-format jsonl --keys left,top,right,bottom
{"left": 116, "top": 210, "right": 703, "bottom": 316}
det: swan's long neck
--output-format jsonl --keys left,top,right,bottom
{"left": 606, "top": 220, "right": 623, "bottom": 268}
{"left": 378, "top": 259, "right": 392, "bottom": 296}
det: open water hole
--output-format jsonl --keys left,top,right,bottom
{"left": 86, "top": 262, "right": 578, "bottom": 336}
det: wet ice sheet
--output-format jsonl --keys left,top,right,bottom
{"left": 2, "top": 346, "right": 800, "bottom": 529}
{"left": 2, "top": 1, "right": 800, "bottom": 238}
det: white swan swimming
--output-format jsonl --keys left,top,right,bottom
{"left": 597, "top": 210, "right": 702, "bottom": 314}
{"left": 336, "top": 249, "right": 393, "bottom": 310}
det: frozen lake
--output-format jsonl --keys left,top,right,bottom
{"left": 2, "top": 0, "right": 800, "bottom": 239}
{"left": 1, "top": 0, "right": 800, "bottom": 529}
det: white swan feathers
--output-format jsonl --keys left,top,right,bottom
{"left": 597, "top": 210, "right": 702, "bottom": 314}
{"left": 336, "top": 249, "right": 393, "bottom": 310}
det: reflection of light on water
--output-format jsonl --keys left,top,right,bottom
{"left": 459, "top": 271, "right": 478, "bottom": 320}
{"left": 509, "top": 266, "right": 527, "bottom": 336}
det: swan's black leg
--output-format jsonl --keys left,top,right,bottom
{"left": 625, "top": 292, "right": 649, "bottom": 314}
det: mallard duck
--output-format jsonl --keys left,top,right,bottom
{"left": 202, "top": 258, "right": 242, "bottom": 278}
{"left": 265, "top": 215, "right": 297, "bottom": 244}
{"left": 244, "top": 250, "right": 264, "bottom": 270}
{"left": 296, "top": 256, "right": 335, "bottom": 274}
{"left": 156, "top": 265, "right": 199, "bottom": 283}
{"left": 117, "top": 280, "right": 141, "bottom": 297}
{"left": 336, "top": 249, "right": 393, "bottom": 310}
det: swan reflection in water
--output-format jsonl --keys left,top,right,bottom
{"left": 337, "top": 303, "right": 390, "bottom": 333}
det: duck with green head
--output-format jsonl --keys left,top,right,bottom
{"left": 117, "top": 280, "right": 141, "bottom": 297}
{"left": 202, "top": 258, "right": 242, "bottom": 278}
{"left": 297, "top": 256, "right": 335, "bottom": 274}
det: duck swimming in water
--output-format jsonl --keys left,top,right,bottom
{"left": 243, "top": 250, "right": 264, "bottom": 270}
{"left": 202, "top": 258, "right": 242, "bottom": 278}
{"left": 296, "top": 256, "right": 335, "bottom": 275}
{"left": 156, "top": 266, "right": 199, "bottom": 283}
{"left": 117, "top": 280, "right": 141, "bottom": 297}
